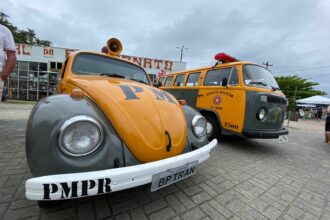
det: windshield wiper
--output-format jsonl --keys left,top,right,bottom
{"left": 129, "top": 78, "right": 149, "bottom": 85}
{"left": 249, "top": 81, "right": 278, "bottom": 91}
{"left": 100, "top": 73, "right": 125, "bottom": 78}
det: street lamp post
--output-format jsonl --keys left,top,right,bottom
{"left": 263, "top": 61, "right": 273, "bottom": 69}
{"left": 176, "top": 46, "right": 188, "bottom": 62}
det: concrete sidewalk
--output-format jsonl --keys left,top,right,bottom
{"left": 0, "top": 103, "right": 34, "bottom": 121}
{"left": 284, "top": 119, "right": 325, "bottom": 135}
{"left": 1, "top": 103, "right": 330, "bottom": 219}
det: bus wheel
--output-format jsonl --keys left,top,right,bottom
{"left": 205, "top": 115, "right": 221, "bottom": 141}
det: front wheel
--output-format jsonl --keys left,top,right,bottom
{"left": 37, "top": 200, "right": 60, "bottom": 208}
{"left": 205, "top": 115, "right": 221, "bottom": 141}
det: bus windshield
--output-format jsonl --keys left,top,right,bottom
{"left": 243, "top": 64, "right": 279, "bottom": 90}
{"left": 72, "top": 53, "right": 150, "bottom": 84}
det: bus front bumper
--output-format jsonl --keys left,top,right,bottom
{"left": 243, "top": 128, "right": 288, "bottom": 139}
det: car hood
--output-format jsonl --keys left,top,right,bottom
{"left": 68, "top": 76, "right": 187, "bottom": 162}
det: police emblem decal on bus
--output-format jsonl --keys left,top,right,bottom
{"left": 213, "top": 95, "right": 222, "bottom": 105}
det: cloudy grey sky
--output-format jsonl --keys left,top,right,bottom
{"left": 2, "top": 0, "right": 330, "bottom": 97}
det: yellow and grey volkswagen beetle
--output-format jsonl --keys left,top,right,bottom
{"left": 25, "top": 38, "right": 217, "bottom": 206}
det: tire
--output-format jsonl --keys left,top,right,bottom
{"left": 205, "top": 115, "right": 221, "bottom": 141}
{"left": 37, "top": 200, "right": 59, "bottom": 208}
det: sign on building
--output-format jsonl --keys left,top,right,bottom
{"left": 15, "top": 44, "right": 186, "bottom": 77}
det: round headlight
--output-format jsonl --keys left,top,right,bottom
{"left": 257, "top": 108, "right": 267, "bottom": 120}
{"left": 59, "top": 115, "right": 103, "bottom": 157}
{"left": 192, "top": 115, "right": 207, "bottom": 137}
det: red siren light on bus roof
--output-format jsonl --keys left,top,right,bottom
{"left": 214, "top": 53, "right": 238, "bottom": 63}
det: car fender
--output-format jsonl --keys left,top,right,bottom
{"left": 26, "top": 94, "right": 135, "bottom": 177}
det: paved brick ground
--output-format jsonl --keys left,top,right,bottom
{"left": 1, "top": 103, "right": 330, "bottom": 220}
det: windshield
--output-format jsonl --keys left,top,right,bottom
{"left": 72, "top": 53, "right": 150, "bottom": 84}
{"left": 243, "top": 64, "right": 279, "bottom": 89}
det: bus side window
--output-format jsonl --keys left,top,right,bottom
{"left": 164, "top": 76, "right": 174, "bottom": 87}
{"left": 186, "top": 72, "right": 200, "bottom": 86}
{"left": 174, "top": 75, "right": 185, "bottom": 86}
{"left": 228, "top": 67, "right": 239, "bottom": 86}
{"left": 158, "top": 77, "right": 165, "bottom": 86}
{"left": 204, "top": 68, "right": 231, "bottom": 86}
{"left": 148, "top": 74, "right": 156, "bottom": 83}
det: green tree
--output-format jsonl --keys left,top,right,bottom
{"left": 275, "top": 75, "right": 326, "bottom": 110}
{"left": 0, "top": 11, "right": 52, "bottom": 46}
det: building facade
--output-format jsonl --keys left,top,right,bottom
{"left": 4, "top": 44, "right": 186, "bottom": 101}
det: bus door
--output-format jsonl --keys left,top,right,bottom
{"left": 196, "top": 66, "right": 246, "bottom": 133}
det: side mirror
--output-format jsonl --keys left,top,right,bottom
{"left": 222, "top": 78, "right": 228, "bottom": 87}
{"left": 153, "top": 81, "right": 162, "bottom": 88}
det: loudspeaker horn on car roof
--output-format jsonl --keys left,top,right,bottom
{"left": 106, "top": 38, "right": 123, "bottom": 56}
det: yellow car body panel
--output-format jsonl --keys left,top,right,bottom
{"left": 57, "top": 52, "right": 187, "bottom": 162}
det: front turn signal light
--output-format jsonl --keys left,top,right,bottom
{"left": 71, "top": 89, "right": 84, "bottom": 99}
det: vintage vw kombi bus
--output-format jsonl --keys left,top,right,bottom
{"left": 25, "top": 38, "right": 217, "bottom": 206}
{"left": 157, "top": 53, "right": 288, "bottom": 141}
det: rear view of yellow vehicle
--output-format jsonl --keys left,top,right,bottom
{"left": 158, "top": 53, "right": 288, "bottom": 140}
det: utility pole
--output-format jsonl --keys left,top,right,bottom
{"left": 176, "top": 46, "right": 188, "bottom": 62}
{"left": 263, "top": 61, "right": 273, "bottom": 68}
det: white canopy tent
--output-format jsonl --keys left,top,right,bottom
{"left": 296, "top": 95, "right": 330, "bottom": 105}
{"left": 297, "top": 104, "right": 316, "bottom": 108}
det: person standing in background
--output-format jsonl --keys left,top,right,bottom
{"left": 326, "top": 106, "right": 330, "bottom": 144}
{"left": 0, "top": 24, "right": 16, "bottom": 101}
{"left": 317, "top": 107, "right": 323, "bottom": 120}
